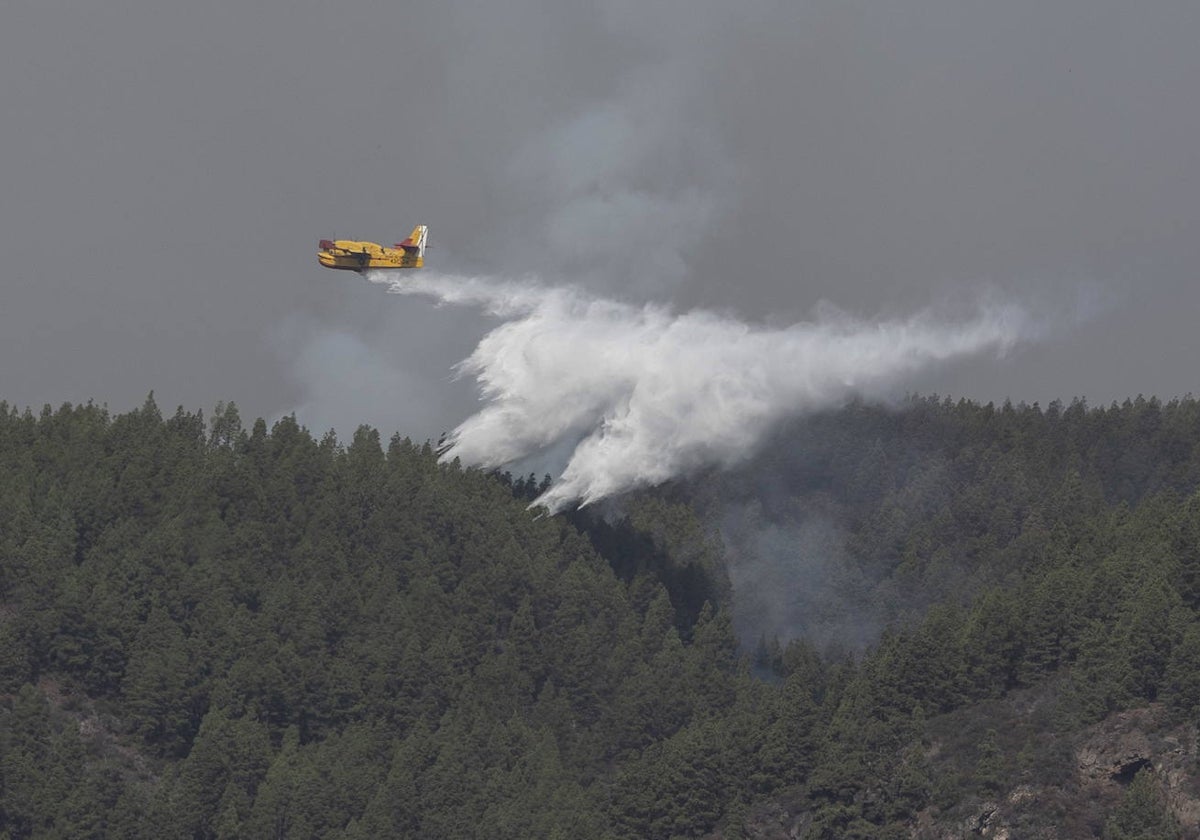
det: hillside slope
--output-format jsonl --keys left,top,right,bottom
{"left": 4, "top": 394, "right": 1200, "bottom": 838}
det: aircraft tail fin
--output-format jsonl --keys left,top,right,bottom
{"left": 399, "top": 225, "right": 428, "bottom": 256}
{"left": 396, "top": 225, "right": 428, "bottom": 268}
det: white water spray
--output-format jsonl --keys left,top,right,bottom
{"left": 367, "top": 271, "right": 1031, "bottom": 512}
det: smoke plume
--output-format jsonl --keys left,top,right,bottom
{"left": 368, "top": 271, "right": 1031, "bottom": 512}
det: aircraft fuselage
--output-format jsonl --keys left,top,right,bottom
{"left": 318, "top": 225, "right": 427, "bottom": 272}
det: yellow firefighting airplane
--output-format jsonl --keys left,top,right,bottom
{"left": 317, "top": 224, "right": 428, "bottom": 272}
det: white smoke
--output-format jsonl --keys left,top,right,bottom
{"left": 367, "top": 271, "right": 1031, "bottom": 512}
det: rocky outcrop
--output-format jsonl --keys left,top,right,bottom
{"left": 1075, "top": 705, "right": 1199, "bottom": 834}
{"left": 916, "top": 786, "right": 1038, "bottom": 840}
{"left": 742, "top": 703, "right": 1200, "bottom": 839}
{"left": 921, "top": 705, "right": 1199, "bottom": 839}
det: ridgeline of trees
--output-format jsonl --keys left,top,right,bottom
{"left": 2, "top": 394, "right": 1200, "bottom": 837}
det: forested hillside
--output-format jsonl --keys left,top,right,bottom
{"left": 3, "top": 395, "right": 1200, "bottom": 838}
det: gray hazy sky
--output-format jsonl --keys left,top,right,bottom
{"left": 3, "top": 0, "right": 1198, "bottom": 441}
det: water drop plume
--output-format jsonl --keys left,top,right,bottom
{"left": 368, "top": 271, "right": 1030, "bottom": 512}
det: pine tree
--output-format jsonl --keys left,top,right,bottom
{"left": 1103, "top": 768, "right": 1179, "bottom": 840}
